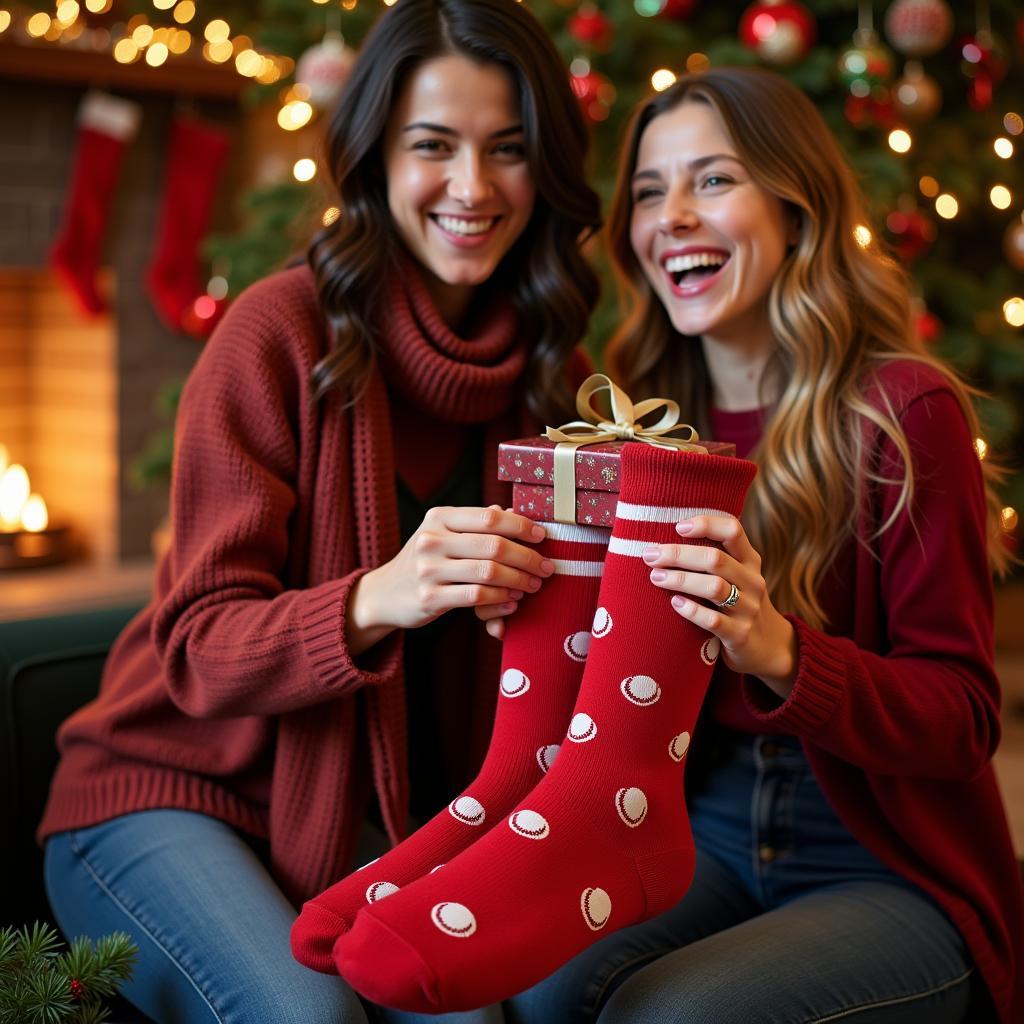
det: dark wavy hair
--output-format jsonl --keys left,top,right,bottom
{"left": 308, "top": 0, "right": 602, "bottom": 423}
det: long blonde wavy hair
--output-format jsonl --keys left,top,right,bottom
{"left": 606, "top": 67, "right": 1011, "bottom": 630}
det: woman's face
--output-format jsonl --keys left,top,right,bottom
{"left": 629, "top": 99, "right": 796, "bottom": 348}
{"left": 383, "top": 54, "right": 536, "bottom": 314}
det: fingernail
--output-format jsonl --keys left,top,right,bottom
{"left": 528, "top": 577, "right": 542, "bottom": 591}
{"left": 642, "top": 547, "right": 660, "bottom": 563}
{"left": 672, "top": 595, "right": 694, "bottom": 613}
{"left": 508, "top": 590, "right": 524, "bottom": 600}
{"left": 539, "top": 559, "right": 554, "bottom": 575}
{"left": 676, "top": 521, "right": 694, "bottom": 535}
{"left": 650, "top": 569, "right": 667, "bottom": 582}
{"left": 502, "top": 602, "right": 517, "bottom": 613}
{"left": 531, "top": 525, "right": 546, "bottom": 541}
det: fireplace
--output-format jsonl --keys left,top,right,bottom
{"left": 0, "top": 80, "right": 240, "bottom": 569}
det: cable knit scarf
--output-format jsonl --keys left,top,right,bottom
{"left": 272, "top": 264, "right": 533, "bottom": 899}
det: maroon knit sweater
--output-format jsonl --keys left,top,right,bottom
{"left": 704, "top": 361, "right": 1022, "bottom": 1024}
{"left": 39, "top": 264, "right": 542, "bottom": 902}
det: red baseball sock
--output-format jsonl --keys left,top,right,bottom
{"left": 50, "top": 92, "right": 141, "bottom": 316}
{"left": 331, "top": 444, "right": 756, "bottom": 1012}
{"left": 145, "top": 116, "right": 229, "bottom": 331}
{"left": 290, "top": 522, "right": 609, "bottom": 973}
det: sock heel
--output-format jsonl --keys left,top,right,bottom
{"left": 634, "top": 846, "right": 695, "bottom": 917}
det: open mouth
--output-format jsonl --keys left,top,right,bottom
{"left": 663, "top": 251, "right": 730, "bottom": 289}
{"left": 430, "top": 214, "right": 500, "bottom": 238}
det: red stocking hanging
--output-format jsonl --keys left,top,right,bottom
{"left": 49, "top": 91, "right": 141, "bottom": 316}
{"left": 145, "top": 116, "right": 230, "bottom": 332}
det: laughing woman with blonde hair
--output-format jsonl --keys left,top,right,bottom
{"left": 505, "top": 66, "right": 1023, "bottom": 1024}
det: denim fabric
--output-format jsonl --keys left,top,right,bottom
{"left": 44, "top": 809, "right": 502, "bottom": 1024}
{"left": 505, "top": 734, "right": 974, "bottom": 1024}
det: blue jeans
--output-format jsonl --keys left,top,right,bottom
{"left": 505, "top": 733, "right": 975, "bottom": 1024}
{"left": 44, "top": 809, "right": 502, "bottom": 1024}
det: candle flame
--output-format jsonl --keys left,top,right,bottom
{"left": 0, "top": 461, "right": 49, "bottom": 532}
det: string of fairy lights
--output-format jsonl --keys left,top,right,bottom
{"left": 0, "top": 0, "right": 1021, "bottom": 537}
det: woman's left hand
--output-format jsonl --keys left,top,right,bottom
{"left": 642, "top": 515, "right": 798, "bottom": 699}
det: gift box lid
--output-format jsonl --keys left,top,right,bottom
{"left": 497, "top": 436, "right": 736, "bottom": 493}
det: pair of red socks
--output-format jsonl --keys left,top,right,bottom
{"left": 291, "top": 443, "right": 756, "bottom": 1011}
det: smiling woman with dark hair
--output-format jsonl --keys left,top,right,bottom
{"left": 37, "top": 2, "right": 600, "bottom": 1022}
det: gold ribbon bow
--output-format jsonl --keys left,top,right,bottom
{"left": 543, "top": 373, "right": 706, "bottom": 523}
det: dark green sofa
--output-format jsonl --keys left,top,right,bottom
{"left": 0, "top": 605, "right": 140, "bottom": 929}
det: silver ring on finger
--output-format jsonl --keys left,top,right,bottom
{"left": 716, "top": 582, "right": 741, "bottom": 609}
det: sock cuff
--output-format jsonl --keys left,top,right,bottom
{"left": 619, "top": 445, "right": 757, "bottom": 518}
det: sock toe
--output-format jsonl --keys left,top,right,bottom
{"left": 290, "top": 901, "right": 349, "bottom": 974}
{"left": 333, "top": 911, "right": 441, "bottom": 1013}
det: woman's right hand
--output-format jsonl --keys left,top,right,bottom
{"left": 345, "top": 505, "right": 552, "bottom": 655}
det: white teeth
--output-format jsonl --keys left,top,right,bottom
{"left": 664, "top": 252, "right": 727, "bottom": 273}
{"left": 436, "top": 215, "right": 496, "bottom": 236}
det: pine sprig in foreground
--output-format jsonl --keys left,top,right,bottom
{"left": 0, "top": 924, "right": 137, "bottom": 1024}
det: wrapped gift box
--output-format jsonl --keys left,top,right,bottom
{"left": 498, "top": 436, "right": 737, "bottom": 524}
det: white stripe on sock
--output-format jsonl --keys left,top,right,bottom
{"left": 539, "top": 521, "right": 611, "bottom": 545}
{"left": 550, "top": 558, "right": 605, "bottom": 577}
{"left": 607, "top": 537, "right": 656, "bottom": 558}
{"left": 613, "top": 502, "right": 734, "bottom": 523}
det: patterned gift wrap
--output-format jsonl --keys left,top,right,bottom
{"left": 512, "top": 482, "right": 617, "bottom": 526}
{"left": 498, "top": 436, "right": 737, "bottom": 525}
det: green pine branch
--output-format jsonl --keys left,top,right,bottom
{"left": 0, "top": 924, "right": 137, "bottom": 1024}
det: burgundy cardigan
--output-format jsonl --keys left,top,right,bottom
{"left": 707, "top": 360, "right": 1022, "bottom": 1024}
{"left": 39, "top": 265, "right": 530, "bottom": 898}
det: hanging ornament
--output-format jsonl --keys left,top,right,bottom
{"left": 659, "top": 0, "right": 699, "bottom": 20}
{"left": 568, "top": 4, "right": 614, "bottom": 52}
{"left": 960, "top": 1, "right": 1008, "bottom": 112}
{"left": 886, "top": 206, "right": 937, "bottom": 262}
{"left": 738, "top": 1, "right": 815, "bottom": 66}
{"left": 569, "top": 65, "right": 616, "bottom": 123}
{"left": 296, "top": 31, "right": 355, "bottom": 111}
{"left": 892, "top": 60, "right": 942, "bottom": 121}
{"left": 181, "top": 291, "right": 228, "bottom": 340}
{"left": 914, "top": 306, "right": 944, "bottom": 344}
{"left": 838, "top": 5, "right": 895, "bottom": 128}
{"left": 884, "top": 0, "right": 954, "bottom": 58}
{"left": 1004, "top": 215, "right": 1024, "bottom": 271}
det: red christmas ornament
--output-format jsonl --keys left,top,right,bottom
{"left": 887, "top": 208, "right": 937, "bottom": 263}
{"left": 570, "top": 68, "right": 615, "bottom": 123}
{"left": 739, "top": 0, "right": 815, "bottom": 66}
{"left": 181, "top": 293, "right": 228, "bottom": 339}
{"left": 914, "top": 309, "right": 943, "bottom": 344}
{"left": 659, "top": 0, "right": 699, "bottom": 20}
{"left": 69, "top": 978, "right": 85, "bottom": 1000}
{"left": 959, "top": 31, "right": 1008, "bottom": 111}
{"left": 568, "top": 5, "right": 614, "bottom": 52}
{"left": 884, "top": 0, "right": 953, "bottom": 58}
{"left": 843, "top": 90, "right": 897, "bottom": 130}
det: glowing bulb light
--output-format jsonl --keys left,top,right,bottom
{"left": 293, "top": 158, "right": 317, "bottom": 182}
{"left": 888, "top": 129, "right": 912, "bottom": 154}
{"left": 146, "top": 41, "right": 169, "bottom": 66}
{"left": 21, "top": 495, "right": 48, "bottom": 533}
{"left": 935, "top": 193, "right": 958, "bottom": 219}
{"left": 0, "top": 11, "right": 10, "bottom": 33}
{"left": 994, "top": 137, "right": 1014, "bottom": 159}
{"left": 990, "top": 185, "right": 1012, "bottom": 210}
{"left": 0, "top": 464, "right": 30, "bottom": 529}
{"left": 277, "top": 101, "right": 313, "bottom": 131}
{"left": 56, "top": 1, "right": 79, "bottom": 26}
{"left": 173, "top": 1, "right": 195, "bottom": 23}
{"left": 27, "top": 12, "right": 51, "bottom": 36}
{"left": 204, "top": 18, "right": 229, "bottom": 43}
{"left": 651, "top": 69, "right": 677, "bottom": 92}
{"left": 85, "top": 0, "right": 111, "bottom": 10}
{"left": 1002, "top": 507, "right": 1019, "bottom": 532}
{"left": 1003, "top": 297, "right": 1024, "bottom": 327}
